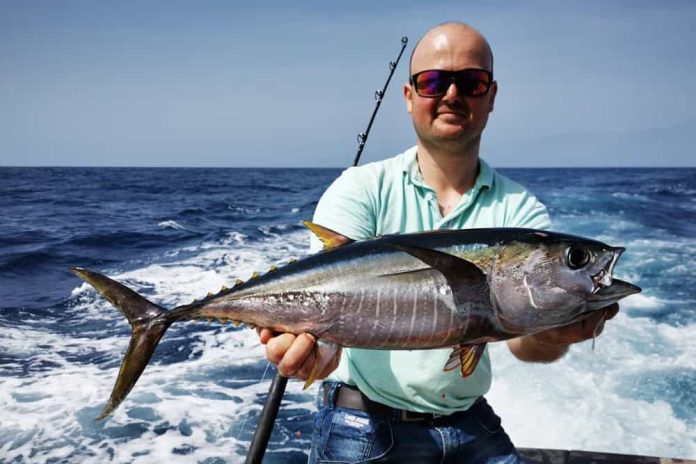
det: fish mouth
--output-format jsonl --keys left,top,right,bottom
{"left": 591, "top": 247, "right": 624, "bottom": 294}
{"left": 586, "top": 278, "right": 642, "bottom": 310}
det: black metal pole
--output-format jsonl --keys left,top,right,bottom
{"left": 244, "top": 36, "right": 408, "bottom": 464}
{"left": 243, "top": 373, "right": 288, "bottom": 464}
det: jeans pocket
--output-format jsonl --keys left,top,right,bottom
{"left": 317, "top": 408, "right": 392, "bottom": 463}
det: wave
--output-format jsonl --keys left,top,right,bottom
{"left": 158, "top": 220, "right": 187, "bottom": 231}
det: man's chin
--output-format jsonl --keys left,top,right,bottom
{"left": 415, "top": 123, "right": 482, "bottom": 150}
{"left": 432, "top": 122, "right": 476, "bottom": 141}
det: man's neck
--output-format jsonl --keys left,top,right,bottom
{"left": 416, "top": 142, "right": 480, "bottom": 195}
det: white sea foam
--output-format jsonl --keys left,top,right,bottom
{"left": 1, "top": 229, "right": 317, "bottom": 463}
{"left": 158, "top": 220, "right": 187, "bottom": 231}
{"left": 623, "top": 293, "right": 667, "bottom": 310}
{"left": 611, "top": 192, "right": 651, "bottom": 202}
{"left": 489, "top": 313, "right": 696, "bottom": 459}
{"left": 1, "top": 227, "right": 694, "bottom": 462}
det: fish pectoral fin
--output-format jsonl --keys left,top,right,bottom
{"left": 303, "top": 221, "right": 354, "bottom": 250}
{"left": 387, "top": 243, "right": 490, "bottom": 309}
{"left": 303, "top": 340, "right": 342, "bottom": 389}
{"left": 387, "top": 242, "right": 485, "bottom": 282}
{"left": 443, "top": 343, "right": 487, "bottom": 377}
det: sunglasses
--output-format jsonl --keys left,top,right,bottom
{"left": 410, "top": 68, "right": 493, "bottom": 98}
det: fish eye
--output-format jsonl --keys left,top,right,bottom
{"left": 566, "top": 246, "right": 592, "bottom": 269}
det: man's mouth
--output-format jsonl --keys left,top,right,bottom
{"left": 436, "top": 110, "right": 470, "bottom": 120}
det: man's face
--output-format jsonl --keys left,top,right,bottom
{"left": 404, "top": 27, "right": 497, "bottom": 152}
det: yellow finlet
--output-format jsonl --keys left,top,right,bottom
{"left": 251, "top": 271, "right": 260, "bottom": 279}
{"left": 221, "top": 285, "right": 229, "bottom": 292}
{"left": 235, "top": 279, "right": 244, "bottom": 287}
{"left": 303, "top": 364, "right": 321, "bottom": 390}
{"left": 206, "top": 292, "right": 213, "bottom": 298}
{"left": 303, "top": 221, "right": 354, "bottom": 250}
{"left": 268, "top": 265, "right": 278, "bottom": 272}
{"left": 303, "top": 340, "right": 341, "bottom": 390}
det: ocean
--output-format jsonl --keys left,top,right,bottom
{"left": 0, "top": 166, "right": 694, "bottom": 463}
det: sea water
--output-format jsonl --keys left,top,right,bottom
{"left": 0, "top": 166, "right": 694, "bottom": 463}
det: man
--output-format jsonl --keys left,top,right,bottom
{"left": 258, "top": 22, "right": 619, "bottom": 463}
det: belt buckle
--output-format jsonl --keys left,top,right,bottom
{"left": 398, "top": 410, "right": 429, "bottom": 423}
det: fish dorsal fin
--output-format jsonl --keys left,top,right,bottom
{"left": 303, "top": 221, "right": 354, "bottom": 250}
{"left": 444, "top": 343, "right": 487, "bottom": 377}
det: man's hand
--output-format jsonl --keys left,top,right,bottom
{"left": 257, "top": 329, "right": 339, "bottom": 381}
{"left": 507, "top": 303, "right": 620, "bottom": 363}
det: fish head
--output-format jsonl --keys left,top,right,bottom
{"left": 489, "top": 233, "right": 640, "bottom": 333}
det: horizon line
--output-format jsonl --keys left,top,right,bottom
{"left": 1, "top": 165, "right": 695, "bottom": 169}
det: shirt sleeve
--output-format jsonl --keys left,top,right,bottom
{"left": 310, "top": 166, "right": 377, "bottom": 252}
{"left": 506, "top": 191, "right": 552, "bottom": 230}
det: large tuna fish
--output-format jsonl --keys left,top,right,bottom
{"left": 72, "top": 223, "right": 640, "bottom": 419}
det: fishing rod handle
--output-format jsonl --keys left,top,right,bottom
{"left": 244, "top": 373, "right": 289, "bottom": 464}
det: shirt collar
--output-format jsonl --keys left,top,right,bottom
{"left": 402, "top": 145, "right": 494, "bottom": 191}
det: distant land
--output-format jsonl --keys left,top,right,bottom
{"left": 1, "top": 118, "right": 694, "bottom": 169}
{"left": 487, "top": 118, "right": 696, "bottom": 168}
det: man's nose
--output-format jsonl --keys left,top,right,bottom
{"left": 441, "top": 80, "right": 462, "bottom": 103}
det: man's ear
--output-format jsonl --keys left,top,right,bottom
{"left": 404, "top": 83, "right": 414, "bottom": 114}
{"left": 488, "top": 81, "right": 498, "bottom": 113}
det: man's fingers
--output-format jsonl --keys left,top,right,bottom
{"left": 277, "top": 333, "right": 316, "bottom": 378}
{"left": 257, "top": 327, "right": 275, "bottom": 345}
{"left": 265, "top": 333, "right": 298, "bottom": 365}
{"left": 592, "top": 317, "right": 606, "bottom": 337}
{"left": 604, "top": 303, "right": 620, "bottom": 320}
{"left": 292, "top": 351, "right": 317, "bottom": 381}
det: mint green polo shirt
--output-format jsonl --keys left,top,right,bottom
{"left": 311, "top": 146, "right": 551, "bottom": 415}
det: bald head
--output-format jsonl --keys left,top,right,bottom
{"left": 409, "top": 22, "right": 494, "bottom": 76}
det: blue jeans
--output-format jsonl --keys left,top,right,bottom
{"left": 308, "top": 382, "right": 522, "bottom": 464}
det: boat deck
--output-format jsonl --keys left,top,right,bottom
{"left": 519, "top": 448, "right": 695, "bottom": 463}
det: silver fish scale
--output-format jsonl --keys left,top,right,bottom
{"left": 209, "top": 249, "right": 494, "bottom": 349}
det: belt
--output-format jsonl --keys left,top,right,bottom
{"left": 323, "top": 383, "right": 483, "bottom": 423}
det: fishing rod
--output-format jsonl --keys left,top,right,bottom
{"left": 353, "top": 36, "right": 409, "bottom": 167}
{"left": 244, "top": 36, "right": 409, "bottom": 464}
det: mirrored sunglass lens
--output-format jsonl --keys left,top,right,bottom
{"left": 415, "top": 71, "right": 448, "bottom": 96}
{"left": 458, "top": 70, "right": 490, "bottom": 96}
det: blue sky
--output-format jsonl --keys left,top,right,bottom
{"left": 1, "top": 0, "right": 695, "bottom": 167}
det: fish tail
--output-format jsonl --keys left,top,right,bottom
{"left": 71, "top": 267, "right": 173, "bottom": 420}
